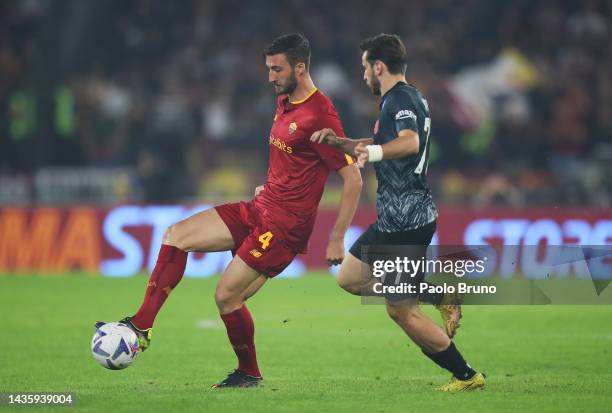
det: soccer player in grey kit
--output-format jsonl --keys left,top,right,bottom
{"left": 311, "top": 34, "right": 485, "bottom": 391}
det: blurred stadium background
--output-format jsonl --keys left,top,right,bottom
{"left": 0, "top": 0, "right": 610, "bottom": 275}
{"left": 1, "top": 2, "right": 611, "bottom": 411}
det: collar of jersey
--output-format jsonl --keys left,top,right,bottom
{"left": 283, "top": 88, "right": 318, "bottom": 111}
{"left": 290, "top": 87, "right": 318, "bottom": 104}
{"left": 380, "top": 81, "right": 407, "bottom": 109}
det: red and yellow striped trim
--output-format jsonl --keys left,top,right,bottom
{"left": 290, "top": 88, "right": 318, "bottom": 105}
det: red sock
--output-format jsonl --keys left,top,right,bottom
{"left": 220, "top": 305, "right": 261, "bottom": 377}
{"left": 131, "top": 244, "right": 187, "bottom": 330}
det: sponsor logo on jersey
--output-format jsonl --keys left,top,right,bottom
{"left": 249, "top": 249, "right": 262, "bottom": 258}
{"left": 395, "top": 109, "right": 417, "bottom": 121}
{"left": 269, "top": 135, "right": 293, "bottom": 154}
{"left": 289, "top": 122, "right": 298, "bottom": 134}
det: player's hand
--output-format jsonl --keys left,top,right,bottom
{"left": 254, "top": 185, "right": 265, "bottom": 196}
{"left": 355, "top": 143, "right": 369, "bottom": 168}
{"left": 310, "top": 128, "right": 342, "bottom": 147}
{"left": 326, "top": 237, "right": 345, "bottom": 266}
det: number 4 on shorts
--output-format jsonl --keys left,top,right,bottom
{"left": 258, "top": 231, "right": 273, "bottom": 250}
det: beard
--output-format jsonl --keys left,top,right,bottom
{"left": 273, "top": 70, "right": 298, "bottom": 95}
{"left": 368, "top": 74, "right": 381, "bottom": 95}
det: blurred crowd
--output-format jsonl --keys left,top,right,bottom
{"left": 0, "top": 0, "right": 610, "bottom": 205}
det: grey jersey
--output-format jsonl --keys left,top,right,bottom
{"left": 372, "top": 82, "right": 437, "bottom": 232}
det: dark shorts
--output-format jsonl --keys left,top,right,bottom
{"left": 215, "top": 202, "right": 297, "bottom": 277}
{"left": 349, "top": 221, "right": 436, "bottom": 301}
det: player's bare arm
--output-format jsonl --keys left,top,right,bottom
{"left": 310, "top": 128, "right": 373, "bottom": 155}
{"left": 355, "top": 128, "right": 419, "bottom": 167}
{"left": 326, "top": 163, "right": 362, "bottom": 265}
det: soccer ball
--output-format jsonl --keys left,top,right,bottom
{"left": 91, "top": 322, "right": 140, "bottom": 370}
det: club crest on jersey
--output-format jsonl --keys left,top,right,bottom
{"left": 288, "top": 122, "right": 298, "bottom": 134}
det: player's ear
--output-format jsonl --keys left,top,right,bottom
{"left": 294, "top": 62, "right": 306, "bottom": 77}
{"left": 374, "top": 61, "right": 384, "bottom": 76}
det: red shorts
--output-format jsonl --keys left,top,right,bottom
{"left": 215, "top": 202, "right": 298, "bottom": 277}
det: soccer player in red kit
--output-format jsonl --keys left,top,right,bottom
{"left": 96, "top": 33, "right": 362, "bottom": 388}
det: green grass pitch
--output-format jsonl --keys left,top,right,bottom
{"left": 1, "top": 273, "right": 611, "bottom": 412}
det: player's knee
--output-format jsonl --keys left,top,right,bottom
{"left": 214, "top": 286, "right": 241, "bottom": 313}
{"left": 336, "top": 265, "right": 363, "bottom": 295}
{"left": 386, "top": 303, "right": 419, "bottom": 327}
{"left": 337, "top": 274, "right": 361, "bottom": 295}
{"left": 403, "top": 309, "right": 421, "bottom": 330}
{"left": 164, "top": 224, "right": 189, "bottom": 251}
{"left": 386, "top": 304, "right": 401, "bottom": 323}
{"left": 214, "top": 286, "right": 230, "bottom": 308}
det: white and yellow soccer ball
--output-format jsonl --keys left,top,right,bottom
{"left": 91, "top": 322, "right": 140, "bottom": 370}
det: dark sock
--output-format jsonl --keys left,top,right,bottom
{"left": 418, "top": 282, "right": 444, "bottom": 305}
{"left": 220, "top": 304, "right": 261, "bottom": 377}
{"left": 423, "top": 342, "right": 476, "bottom": 380}
{"left": 132, "top": 244, "right": 187, "bottom": 330}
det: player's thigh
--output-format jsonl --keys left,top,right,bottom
{"left": 337, "top": 252, "right": 373, "bottom": 293}
{"left": 165, "top": 207, "right": 234, "bottom": 252}
{"left": 243, "top": 276, "right": 267, "bottom": 301}
{"left": 216, "top": 226, "right": 296, "bottom": 310}
{"left": 339, "top": 224, "right": 378, "bottom": 293}
{"left": 215, "top": 255, "right": 265, "bottom": 311}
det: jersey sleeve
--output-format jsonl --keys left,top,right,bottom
{"left": 386, "top": 93, "right": 419, "bottom": 135}
{"left": 309, "top": 107, "right": 356, "bottom": 171}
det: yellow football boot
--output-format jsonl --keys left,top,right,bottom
{"left": 435, "top": 292, "right": 463, "bottom": 338}
{"left": 438, "top": 372, "right": 486, "bottom": 392}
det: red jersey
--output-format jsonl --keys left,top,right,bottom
{"left": 253, "top": 88, "right": 354, "bottom": 253}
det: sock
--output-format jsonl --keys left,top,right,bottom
{"left": 131, "top": 244, "right": 187, "bottom": 330}
{"left": 220, "top": 304, "right": 261, "bottom": 377}
{"left": 418, "top": 282, "right": 444, "bottom": 305}
{"left": 423, "top": 341, "right": 477, "bottom": 380}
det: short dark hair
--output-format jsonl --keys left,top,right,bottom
{"left": 264, "top": 33, "right": 311, "bottom": 69}
{"left": 360, "top": 34, "right": 407, "bottom": 75}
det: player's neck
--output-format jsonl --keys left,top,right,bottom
{"left": 289, "top": 75, "right": 317, "bottom": 103}
{"left": 379, "top": 74, "right": 407, "bottom": 96}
